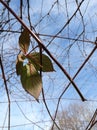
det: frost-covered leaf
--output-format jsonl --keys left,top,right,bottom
{"left": 27, "top": 52, "right": 55, "bottom": 72}
{"left": 19, "top": 29, "right": 30, "bottom": 54}
{"left": 21, "top": 65, "right": 42, "bottom": 101}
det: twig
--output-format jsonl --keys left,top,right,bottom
{"left": 85, "top": 109, "right": 97, "bottom": 130}
{"left": 0, "top": 56, "right": 10, "bottom": 130}
{"left": 39, "top": 45, "right": 60, "bottom": 129}
{"left": 36, "top": 33, "right": 94, "bottom": 45}
{"left": 0, "top": 0, "right": 85, "bottom": 101}
{"left": 15, "top": 101, "right": 44, "bottom": 130}
{"left": 46, "top": 0, "right": 85, "bottom": 47}
{"left": 52, "top": 39, "right": 97, "bottom": 129}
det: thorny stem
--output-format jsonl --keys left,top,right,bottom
{"left": 0, "top": 56, "right": 10, "bottom": 130}
{"left": 0, "top": 0, "right": 86, "bottom": 102}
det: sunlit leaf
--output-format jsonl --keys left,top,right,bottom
{"left": 21, "top": 65, "right": 42, "bottom": 101}
{"left": 22, "top": 64, "right": 37, "bottom": 77}
{"left": 27, "top": 52, "right": 55, "bottom": 72}
{"left": 19, "top": 29, "right": 30, "bottom": 54}
{"left": 16, "top": 54, "right": 25, "bottom": 75}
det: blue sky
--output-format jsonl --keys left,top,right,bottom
{"left": 1, "top": 0, "right": 97, "bottom": 130}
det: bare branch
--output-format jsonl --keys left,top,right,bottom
{"left": 0, "top": 56, "right": 10, "bottom": 130}
{"left": 0, "top": 0, "right": 86, "bottom": 101}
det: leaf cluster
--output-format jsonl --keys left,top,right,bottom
{"left": 16, "top": 29, "right": 54, "bottom": 101}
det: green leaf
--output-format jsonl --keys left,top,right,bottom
{"left": 21, "top": 65, "right": 42, "bottom": 101}
{"left": 27, "top": 52, "right": 55, "bottom": 72}
{"left": 16, "top": 54, "right": 24, "bottom": 75}
{"left": 19, "top": 29, "right": 30, "bottom": 54}
{"left": 22, "top": 64, "right": 37, "bottom": 77}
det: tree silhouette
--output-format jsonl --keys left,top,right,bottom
{"left": 50, "top": 103, "right": 97, "bottom": 130}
